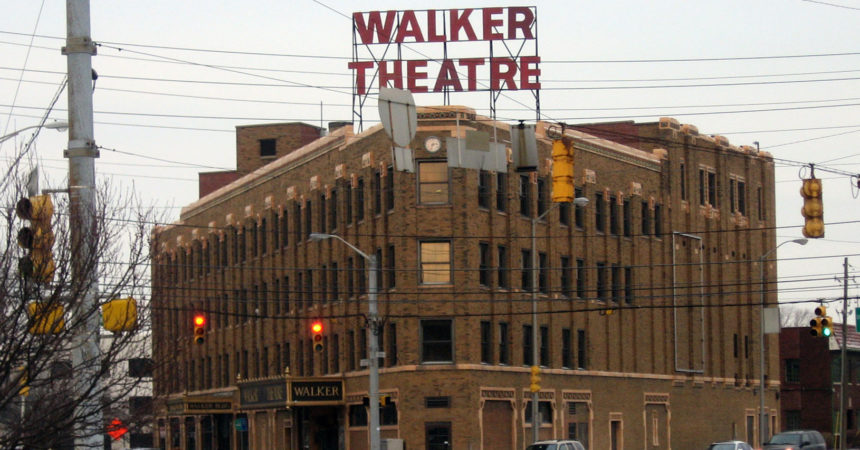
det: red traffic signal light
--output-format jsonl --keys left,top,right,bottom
{"left": 311, "top": 321, "right": 324, "bottom": 352}
{"left": 193, "top": 314, "right": 206, "bottom": 344}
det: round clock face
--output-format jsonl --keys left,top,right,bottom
{"left": 425, "top": 136, "right": 442, "bottom": 153}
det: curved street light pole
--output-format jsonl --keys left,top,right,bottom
{"left": 0, "top": 121, "right": 68, "bottom": 145}
{"left": 759, "top": 238, "right": 807, "bottom": 446}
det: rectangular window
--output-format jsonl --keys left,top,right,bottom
{"left": 388, "top": 323, "right": 397, "bottom": 366}
{"left": 305, "top": 200, "right": 312, "bottom": 239}
{"left": 708, "top": 171, "right": 717, "bottom": 206}
{"left": 305, "top": 269, "right": 314, "bottom": 307}
{"left": 623, "top": 199, "right": 632, "bottom": 237}
{"left": 348, "top": 331, "right": 356, "bottom": 371}
{"left": 418, "top": 161, "right": 449, "bottom": 204}
{"left": 525, "top": 401, "right": 553, "bottom": 424}
{"left": 561, "top": 256, "right": 572, "bottom": 298}
{"left": 680, "top": 161, "right": 687, "bottom": 201}
{"left": 562, "top": 328, "right": 572, "bottom": 368}
{"left": 478, "top": 170, "right": 491, "bottom": 209}
{"left": 332, "top": 334, "right": 340, "bottom": 373}
{"left": 318, "top": 194, "right": 327, "bottom": 233}
{"left": 577, "top": 329, "right": 587, "bottom": 369}
{"left": 699, "top": 169, "right": 706, "bottom": 206}
{"left": 347, "top": 257, "right": 355, "bottom": 299}
{"left": 597, "top": 262, "right": 607, "bottom": 301}
{"left": 479, "top": 242, "right": 490, "bottom": 287}
{"left": 496, "top": 172, "right": 507, "bottom": 212}
{"left": 540, "top": 326, "right": 549, "bottom": 366}
{"left": 521, "top": 249, "right": 533, "bottom": 291}
{"left": 259, "top": 138, "right": 276, "bottom": 157}
{"left": 758, "top": 186, "right": 765, "bottom": 220}
{"left": 360, "top": 329, "right": 367, "bottom": 361}
{"left": 624, "top": 266, "right": 634, "bottom": 304}
{"left": 356, "top": 177, "right": 365, "bottom": 221}
{"left": 786, "top": 359, "right": 800, "bottom": 383}
{"left": 293, "top": 202, "right": 302, "bottom": 242}
{"left": 481, "top": 321, "right": 492, "bottom": 364}
{"left": 329, "top": 188, "right": 337, "bottom": 231}
{"left": 259, "top": 218, "right": 267, "bottom": 256}
{"left": 537, "top": 177, "right": 548, "bottom": 218}
{"left": 498, "top": 322, "right": 510, "bottom": 364}
{"left": 345, "top": 182, "right": 353, "bottom": 225}
{"left": 373, "top": 170, "right": 382, "bottom": 215}
{"left": 523, "top": 325, "right": 533, "bottom": 366}
{"left": 611, "top": 264, "right": 621, "bottom": 304}
{"left": 421, "top": 319, "right": 453, "bottom": 363}
{"left": 595, "top": 192, "right": 605, "bottom": 232}
{"left": 574, "top": 187, "right": 584, "bottom": 228}
{"left": 737, "top": 181, "right": 746, "bottom": 216}
{"left": 538, "top": 252, "right": 548, "bottom": 294}
{"left": 730, "top": 178, "right": 736, "bottom": 212}
{"left": 641, "top": 201, "right": 651, "bottom": 236}
{"left": 420, "top": 241, "right": 452, "bottom": 284}
{"left": 386, "top": 245, "right": 396, "bottom": 289}
{"left": 559, "top": 201, "right": 570, "bottom": 227}
{"left": 497, "top": 245, "right": 509, "bottom": 289}
{"left": 576, "top": 259, "right": 586, "bottom": 299}
{"left": 520, "top": 175, "right": 532, "bottom": 217}
{"left": 609, "top": 196, "right": 619, "bottom": 235}
{"left": 426, "top": 422, "right": 452, "bottom": 450}
{"left": 654, "top": 203, "right": 662, "bottom": 237}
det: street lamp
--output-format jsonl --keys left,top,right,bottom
{"left": 530, "top": 197, "right": 588, "bottom": 443}
{"left": 0, "top": 121, "right": 68, "bottom": 144}
{"left": 309, "top": 232, "right": 381, "bottom": 450}
{"left": 759, "top": 237, "right": 807, "bottom": 446}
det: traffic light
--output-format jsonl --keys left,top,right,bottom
{"left": 551, "top": 138, "right": 574, "bottom": 203}
{"left": 800, "top": 177, "right": 824, "bottom": 238}
{"left": 16, "top": 195, "right": 55, "bottom": 283}
{"left": 312, "top": 321, "right": 324, "bottom": 352}
{"left": 810, "top": 305, "right": 831, "bottom": 338}
{"left": 529, "top": 365, "right": 541, "bottom": 392}
{"left": 193, "top": 314, "right": 206, "bottom": 344}
{"left": 27, "top": 301, "right": 64, "bottom": 335}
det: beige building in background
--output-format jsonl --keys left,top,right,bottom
{"left": 151, "top": 106, "right": 778, "bottom": 449}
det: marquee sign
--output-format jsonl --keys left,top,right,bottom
{"left": 350, "top": 7, "right": 540, "bottom": 127}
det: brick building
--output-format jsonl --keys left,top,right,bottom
{"left": 151, "top": 106, "right": 779, "bottom": 449}
{"left": 780, "top": 325, "right": 860, "bottom": 446}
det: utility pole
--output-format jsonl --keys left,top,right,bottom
{"left": 840, "top": 257, "right": 848, "bottom": 450}
{"left": 65, "top": 0, "right": 102, "bottom": 447}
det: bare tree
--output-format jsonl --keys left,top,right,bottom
{"left": 0, "top": 147, "right": 159, "bottom": 448}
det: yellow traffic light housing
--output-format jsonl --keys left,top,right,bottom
{"left": 193, "top": 314, "right": 206, "bottom": 344}
{"left": 551, "top": 138, "right": 574, "bottom": 203}
{"left": 800, "top": 177, "right": 824, "bottom": 238}
{"left": 312, "top": 321, "right": 324, "bottom": 352}
{"left": 103, "top": 297, "right": 137, "bottom": 332}
{"left": 810, "top": 317, "right": 824, "bottom": 337}
{"left": 27, "top": 301, "right": 64, "bottom": 335}
{"left": 810, "top": 305, "right": 831, "bottom": 338}
{"left": 529, "top": 365, "right": 541, "bottom": 392}
{"left": 16, "top": 195, "right": 55, "bottom": 283}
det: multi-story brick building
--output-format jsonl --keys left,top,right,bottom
{"left": 779, "top": 325, "right": 860, "bottom": 447}
{"left": 151, "top": 106, "right": 779, "bottom": 449}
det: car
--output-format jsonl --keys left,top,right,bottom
{"left": 707, "top": 441, "right": 754, "bottom": 450}
{"left": 763, "top": 430, "right": 827, "bottom": 450}
{"left": 526, "top": 440, "right": 586, "bottom": 450}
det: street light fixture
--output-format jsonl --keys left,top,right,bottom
{"left": 0, "top": 121, "right": 68, "bottom": 144}
{"left": 530, "top": 197, "right": 588, "bottom": 443}
{"left": 309, "top": 232, "right": 381, "bottom": 450}
{"left": 759, "top": 237, "right": 807, "bottom": 446}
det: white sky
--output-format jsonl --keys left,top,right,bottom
{"left": 1, "top": 0, "right": 858, "bottom": 317}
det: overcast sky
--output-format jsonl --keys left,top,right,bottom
{"left": 1, "top": 0, "right": 858, "bottom": 315}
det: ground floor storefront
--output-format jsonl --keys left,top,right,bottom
{"left": 154, "top": 368, "right": 778, "bottom": 449}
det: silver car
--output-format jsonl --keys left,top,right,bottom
{"left": 526, "top": 440, "right": 586, "bottom": 450}
{"left": 708, "top": 441, "right": 754, "bottom": 450}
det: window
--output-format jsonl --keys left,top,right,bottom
{"left": 539, "top": 252, "right": 548, "bottom": 294}
{"left": 525, "top": 401, "right": 552, "bottom": 424}
{"left": 521, "top": 249, "right": 533, "bottom": 291}
{"left": 611, "top": 264, "right": 621, "bottom": 303}
{"left": 498, "top": 322, "right": 510, "bottom": 364}
{"left": 481, "top": 321, "right": 492, "bottom": 363}
{"left": 561, "top": 256, "right": 572, "bottom": 298}
{"left": 496, "top": 172, "right": 507, "bottom": 212}
{"left": 654, "top": 203, "right": 662, "bottom": 237}
{"left": 388, "top": 323, "right": 397, "bottom": 366}
{"left": 641, "top": 201, "right": 651, "bottom": 236}
{"left": 373, "top": 170, "right": 382, "bottom": 215}
{"left": 425, "top": 422, "right": 452, "bottom": 450}
{"left": 758, "top": 186, "right": 765, "bottom": 220}
{"left": 420, "top": 241, "right": 451, "bottom": 284}
{"left": 333, "top": 335, "right": 340, "bottom": 373}
{"left": 356, "top": 177, "right": 365, "bottom": 221}
{"left": 540, "top": 326, "right": 549, "bottom": 366}
{"left": 737, "top": 180, "right": 746, "bottom": 216}
{"left": 708, "top": 171, "right": 717, "bottom": 206}
{"left": 698, "top": 169, "right": 706, "bottom": 206}
{"left": 386, "top": 245, "right": 396, "bottom": 289}
{"left": 597, "top": 262, "right": 608, "bottom": 300}
{"left": 478, "top": 170, "right": 491, "bottom": 209}
{"left": 562, "top": 329, "right": 572, "bottom": 368}
{"left": 386, "top": 165, "right": 395, "bottom": 211}
{"left": 537, "top": 177, "right": 548, "bottom": 217}
{"left": 319, "top": 194, "right": 326, "bottom": 232}
{"left": 610, "top": 195, "right": 619, "bottom": 234}
{"left": 520, "top": 175, "right": 532, "bottom": 217}
{"left": 523, "top": 324, "right": 533, "bottom": 366}
{"left": 349, "top": 404, "right": 368, "bottom": 426}
{"left": 304, "top": 200, "right": 312, "bottom": 239}
{"left": 680, "top": 161, "right": 687, "bottom": 201}
{"left": 595, "top": 192, "right": 605, "bottom": 232}
{"left": 418, "top": 161, "right": 449, "bottom": 204}
{"left": 293, "top": 202, "right": 302, "bottom": 241}
{"left": 380, "top": 400, "right": 398, "bottom": 425}
{"left": 785, "top": 358, "right": 800, "bottom": 383}
{"left": 574, "top": 187, "right": 585, "bottom": 228}
{"left": 329, "top": 188, "right": 338, "bottom": 231}
{"left": 347, "top": 257, "right": 355, "bottom": 299}
{"left": 479, "top": 242, "right": 490, "bottom": 287}
{"left": 280, "top": 211, "right": 289, "bottom": 248}
{"left": 345, "top": 182, "right": 353, "bottom": 225}
{"left": 624, "top": 266, "right": 634, "bottom": 304}
{"left": 623, "top": 199, "right": 632, "bottom": 237}
{"left": 785, "top": 410, "right": 801, "bottom": 431}
{"left": 559, "top": 201, "right": 570, "bottom": 226}
{"left": 421, "top": 319, "right": 453, "bottom": 363}
{"left": 576, "top": 259, "right": 586, "bottom": 298}
{"left": 259, "top": 138, "right": 276, "bottom": 157}
{"left": 129, "top": 358, "right": 154, "bottom": 378}
{"left": 577, "top": 329, "right": 587, "bottom": 369}
{"left": 497, "top": 245, "right": 509, "bottom": 289}
{"left": 348, "top": 331, "right": 356, "bottom": 371}
{"left": 425, "top": 396, "right": 451, "bottom": 408}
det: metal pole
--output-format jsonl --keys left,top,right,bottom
{"left": 840, "top": 257, "right": 848, "bottom": 450}
{"left": 530, "top": 212, "right": 539, "bottom": 444}
{"left": 368, "top": 253, "right": 380, "bottom": 450}
{"left": 66, "top": 0, "right": 102, "bottom": 447}
{"left": 759, "top": 253, "right": 767, "bottom": 448}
